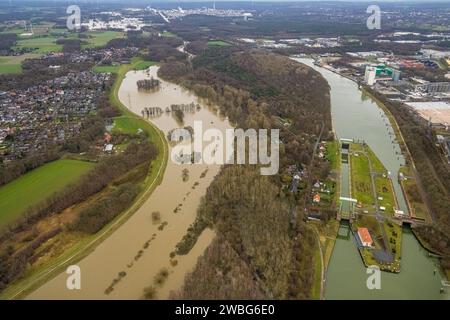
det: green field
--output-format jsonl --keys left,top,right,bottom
{"left": 0, "top": 27, "right": 26, "bottom": 35}
{"left": 14, "top": 36, "right": 62, "bottom": 53}
{"left": 93, "top": 65, "right": 120, "bottom": 74}
{"left": 113, "top": 116, "right": 150, "bottom": 135}
{"left": 0, "top": 159, "right": 94, "bottom": 227}
{"left": 1, "top": 22, "right": 56, "bottom": 36}
{"left": 350, "top": 143, "right": 394, "bottom": 211}
{"left": 161, "top": 31, "right": 176, "bottom": 37}
{"left": 208, "top": 40, "right": 231, "bottom": 46}
{"left": 374, "top": 175, "right": 396, "bottom": 215}
{"left": 81, "top": 31, "right": 124, "bottom": 49}
{"left": 131, "top": 58, "right": 157, "bottom": 71}
{"left": 12, "top": 31, "right": 123, "bottom": 54}
{"left": 325, "top": 140, "right": 339, "bottom": 170}
{"left": 350, "top": 150, "right": 373, "bottom": 205}
{"left": 365, "top": 146, "right": 385, "bottom": 173}
{"left": 94, "top": 58, "right": 155, "bottom": 74}
{"left": 0, "top": 53, "right": 41, "bottom": 74}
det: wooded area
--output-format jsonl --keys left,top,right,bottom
{"left": 161, "top": 47, "right": 331, "bottom": 299}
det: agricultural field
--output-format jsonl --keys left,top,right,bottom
{"left": 13, "top": 35, "right": 62, "bottom": 53}
{"left": 0, "top": 28, "right": 124, "bottom": 74}
{"left": 0, "top": 26, "right": 26, "bottom": 35}
{"left": 0, "top": 159, "right": 94, "bottom": 227}
{"left": 207, "top": 40, "right": 231, "bottom": 46}
{"left": 0, "top": 53, "right": 41, "bottom": 74}
{"left": 80, "top": 31, "right": 124, "bottom": 48}
{"left": 12, "top": 30, "right": 124, "bottom": 54}
{"left": 1, "top": 21, "right": 56, "bottom": 35}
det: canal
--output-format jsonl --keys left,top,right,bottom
{"left": 293, "top": 58, "right": 449, "bottom": 300}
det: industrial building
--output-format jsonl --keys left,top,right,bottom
{"left": 364, "top": 65, "right": 401, "bottom": 85}
{"left": 415, "top": 82, "right": 450, "bottom": 93}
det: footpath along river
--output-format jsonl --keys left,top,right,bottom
{"left": 293, "top": 57, "right": 448, "bottom": 300}
{"left": 28, "top": 66, "right": 232, "bottom": 299}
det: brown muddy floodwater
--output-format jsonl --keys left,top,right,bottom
{"left": 27, "top": 66, "right": 232, "bottom": 299}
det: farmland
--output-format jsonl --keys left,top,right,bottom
{"left": 14, "top": 35, "right": 62, "bottom": 53}
{"left": 0, "top": 54, "right": 40, "bottom": 74}
{"left": 80, "top": 31, "right": 124, "bottom": 48}
{"left": 13, "top": 31, "right": 124, "bottom": 54}
{"left": 0, "top": 159, "right": 94, "bottom": 227}
{"left": 0, "top": 29, "right": 124, "bottom": 74}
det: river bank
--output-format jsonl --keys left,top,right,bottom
{"left": 24, "top": 65, "right": 232, "bottom": 299}
{"left": 0, "top": 59, "right": 168, "bottom": 300}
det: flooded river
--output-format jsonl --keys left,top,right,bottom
{"left": 25, "top": 58, "right": 448, "bottom": 300}
{"left": 293, "top": 58, "right": 448, "bottom": 300}
{"left": 28, "top": 66, "right": 231, "bottom": 299}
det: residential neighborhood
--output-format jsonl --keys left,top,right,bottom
{"left": 0, "top": 70, "right": 110, "bottom": 161}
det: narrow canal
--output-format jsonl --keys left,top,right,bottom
{"left": 293, "top": 58, "right": 448, "bottom": 300}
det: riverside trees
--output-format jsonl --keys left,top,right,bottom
{"left": 137, "top": 77, "right": 160, "bottom": 91}
{"left": 161, "top": 46, "right": 332, "bottom": 299}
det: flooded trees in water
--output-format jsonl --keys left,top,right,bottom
{"left": 137, "top": 77, "right": 160, "bottom": 91}
{"left": 173, "top": 109, "right": 185, "bottom": 124}
{"left": 169, "top": 103, "right": 200, "bottom": 125}
{"left": 167, "top": 102, "right": 199, "bottom": 113}
{"left": 182, "top": 168, "right": 189, "bottom": 182}
{"left": 143, "top": 285, "right": 157, "bottom": 300}
{"left": 142, "top": 107, "right": 163, "bottom": 118}
{"left": 151, "top": 211, "right": 161, "bottom": 224}
{"left": 154, "top": 268, "right": 169, "bottom": 286}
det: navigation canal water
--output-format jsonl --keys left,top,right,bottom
{"left": 293, "top": 58, "right": 448, "bottom": 300}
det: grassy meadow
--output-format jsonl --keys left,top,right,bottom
{"left": 0, "top": 159, "right": 94, "bottom": 227}
{"left": 0, "top": 53, "right": 41, "bottom": 74}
